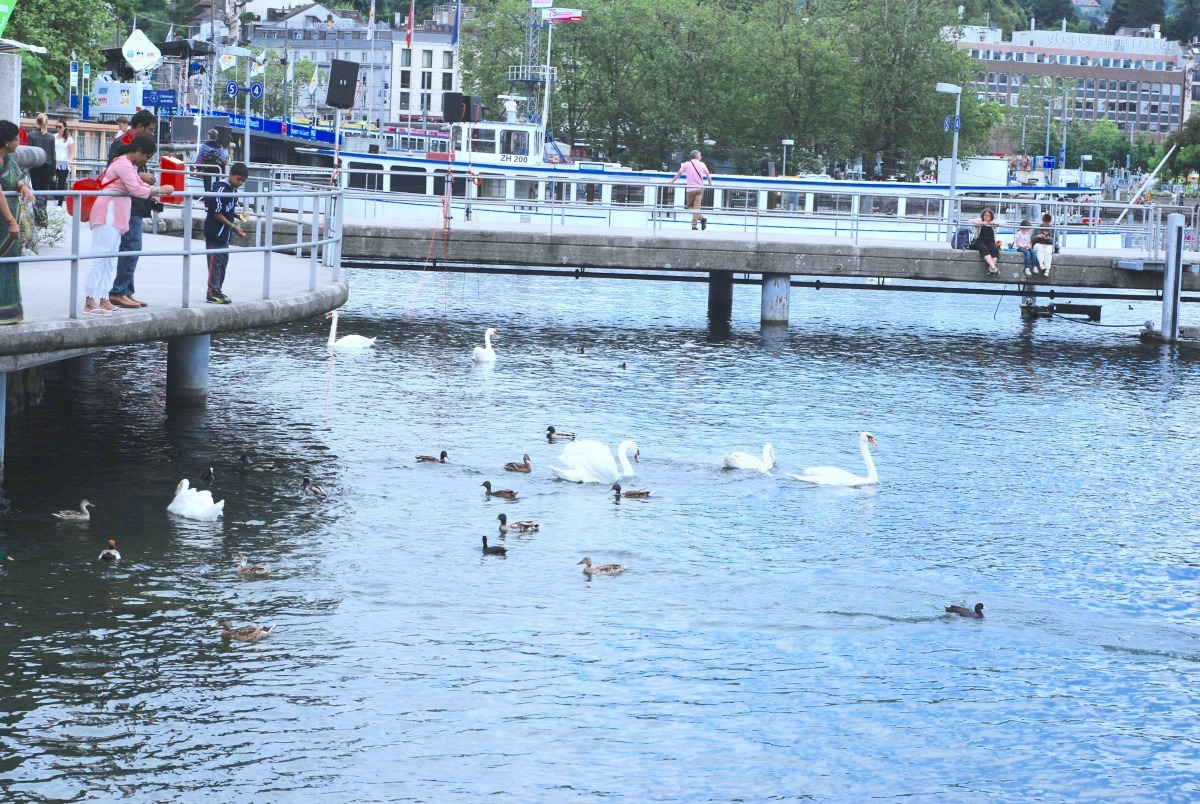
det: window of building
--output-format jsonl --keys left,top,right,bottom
{"left": 443, "top": 51, "right": 453, "bottom": 70}
{"left": 420, "top": 91, "right": 431, "bottom": 111}
{"left": 400, "top": 70, "right": 410, "bottom": 89}
{"left": 422, "top": 50, "right": 433, "bottom": 68}
{"left": 399, "top": 91, "right": 410, "bottom": 109}
{"left": 442, "top": 73, "right": 453, "bottom": 91}
{"left": 1155, "top": 61, "right": 1165, "bottom": 70}
{"left": 421, "top": 71, "right": 432, "bottom": 90}
{"left": 401, "top": 49, "right": 411, "bottom": 67}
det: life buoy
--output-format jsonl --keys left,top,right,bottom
{"left": 468, "top": 171, "right": 482, "bottom": 188}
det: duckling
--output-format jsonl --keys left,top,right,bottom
{"left": 945, "top": 602, "right": 985, "bottom": 619}
{"left": 497, "top": 513, "right": 540, "bottom": 533}
{"left": 482, "top": 534, "right": 507, "bottom": 555}
{"left": 481, "top": 481, "right": 518, "bottom": 500}
{"left": 241, "top": 453, "right": 275, "bottom": 472}
{"left": 611, "top": 483, "right": 652, "bottom": 499}
{"left": 53, "top": 499, "right": 94, "bottom": 521}
{"left": 217, "top": 619, "right": 276, "bottom": 642}
{"left": 577, "top": 556, "right": 625, "bottom": 576}
{"left": 546, "top": 426, "right": 576, "bottom": 442}
{"left": 417, "top": 450, "right": 449, "bottom": 464}
{"left": 98, "top": 539, "right": 121, "bottom": 561}
{"left": 301, "top": 478, "right": 328, "bottom": 498}
{"left": 236, "top": 554, "right": 269, "bottom": 578}
{"left": 504, "top": 454, "right": 533, "bottom": 473}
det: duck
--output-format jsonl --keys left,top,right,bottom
{"left": 236, "top": 554, "right": 269, "bottom": 578}
{"left": 301, "top": 478, "right": 328, "bottom": 498}
{"left": 326, "top": 309, "right": 377, "bottom": 350}
{"left": 504, "top": 454, "right": 532, "bottom": 473}
{"left": 578, "top": 557, "right": 626, "bottom": 576}
{"left": 53, "top": 499, "right": 94, "bottom": 521}
{"left": 417, "top": 450, "right": 449, "bottom": 464}
{"left": 481, "top": 481, "right": 518, "bottom": 500}
{"left": 722, "top": 443, "right": 776, "bottom": 472}
{"left": 786, "top": 432, "right": 879, "bottom": 487}
{"left": 217, "top": 619, "right": 276, "bottom": 642}
{"left": 473, "top": 327, "right": 498, "bottom": 362}
{"left": 0, "top": 551, "right": 12, "bottom": 572}
{"left": 482, "top": 534, "right": 507, "bottom": 555}
{"left": 945, "top": 602, "right": 985, "bottom": 619}
{"left": 241, "top": 453, "right": 275, "bottom": 472}
{"left": 167, "top": 479, "right": 225, "bottom": 521}
{"left": 545, "top": 426, "right": 576, "bottom": 442}
{"left": 497, "top": 513, "right": 539, "bottom": 533}
{"left": 201, "top": 467, "right": 215, "bottom": 482}
{"left": 98, "top": 539, "right": 121, "bottom": 561}
{"left": 611, "top": 483, "right": 652, "bottom": 499}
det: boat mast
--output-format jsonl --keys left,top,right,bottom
{"left": 506, "top": 4, "right": 545, "bottom": 124}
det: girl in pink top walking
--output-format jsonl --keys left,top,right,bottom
{"left": 668, "top": 149, "right": 713, "bottom": 230}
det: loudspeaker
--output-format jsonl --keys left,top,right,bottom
{"left": 443, "top": 91, "right": 465, "bottom": 123}
{"left": 467, "top": 96, "right": 484, "bottom": 123}
{"left": 326, "top": 59, "right": 360, "bottom": 109}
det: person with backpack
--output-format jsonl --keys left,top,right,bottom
{"left": 195, "top": 129, "right": 228, "bottom": 194}
{"left": 26, "top": 115, "right": 55, "bottom": 223}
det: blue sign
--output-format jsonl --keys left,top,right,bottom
{"left": 249, "top": 81, "right": 264, "bottom": 100}
{"left": 953, "top": 115, "right": 961, "bottom": 132}
{"left": 142, "top": 89, "right": 177, "bottom": 107}
{"left": 226, "top": 80, "right": 240, "bottom": 98}
{"left": 944, "top": 116, "right": 951, "bottom": 133}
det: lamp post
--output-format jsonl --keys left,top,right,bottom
{"left": 936, "top": 82, "right": 962, "bottom": 237}
{"left": 781, "top": 138, "right": 794, "bottom": 177}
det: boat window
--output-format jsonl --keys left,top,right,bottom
{"left": 500, "top": 130, "right": 529, "bottom": 156}
{"left": 348, "top": 161, "right": 384, "bottom": 192}
{"left": 723, "top": 189, "right": 758, "bottom": 210}
{"left": 452, "top": 129, "right": 463, "bottom": 152}
{"left": 478, "top": 175, "right": 506, "bottom": 199}
{"left": 515, "top": 179, "right": 539, "bottom": 209}
{"left": 433, "top": 169, "right": 466, "bottom": 197}
{"left": 654, "top": 186, "right": 675, "bottom": 208}
{"left": 545, "top": 180, "right": 567, "bottom": 202}
{"left": 471, "top": 129, "right": 496, "bottom": 154}
{"left": 862, "top": 195, "right": 900, "bottom": 216}
{"left": 575, "top": 182, "right": 601, "bottom": 204}
{"left": 905, "top": 197, "right": 941, "bottom": 219}
{"left": 815, "top": 193, "right": 851, "bottom": 214}
{"left": 390, "top": 166, "right": 427, "bottom": 194}
{"left": 428, "top": 138, "right": 449, "bottom": 154}
{"left": 611, "top": 185, "right": 645, "bottom": 205}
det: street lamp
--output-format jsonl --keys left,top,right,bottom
{"left": 936, "top": 82, "right": 962, "bottom": 237}
{"left": 781, "top": 138, "right": 794, "bottom": 177}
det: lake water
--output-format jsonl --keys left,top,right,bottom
{"left": 2, "top": 270, "right": 1199, "bottom": 801}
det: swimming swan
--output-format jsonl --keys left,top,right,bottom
{"left": 722, "top": 443, "right": 776, "bottom": 472}
{"left": 550, "top": 440, "right": 639, "bottom": 484}
{"left": 786, "top": 432, "right": 878, "bottom": 487}
{"left": 167, "top": 479, "right": 226, "bottom": 521}
{"left": 326, "top": 310, "right": 377, "bottom": 350}
{"left": 473, "top": 327, "right": 498, "bottom": 362}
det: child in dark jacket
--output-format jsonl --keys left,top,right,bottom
{"left": 204, "top": 161, "right": 247, "bottom": 304}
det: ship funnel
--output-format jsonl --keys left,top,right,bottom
{"left": 504, "top": 99, "right": 519, "bottom": 123}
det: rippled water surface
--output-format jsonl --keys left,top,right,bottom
{"left": 3, "top": 270, "right": 1200, "bottom": 801}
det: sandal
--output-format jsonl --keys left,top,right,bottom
{"left": 86, "top": 307, "right": 112, "bottom": 316}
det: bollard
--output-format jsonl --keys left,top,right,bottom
{"left": 761, "top": 273, "right": 790, "bottom": 325}
{"left": 708, "top": 271, "right": 733, "bottom": 323}
{"left": 1162, "top": 213, "right": 1184, "bottom": 342}
{"left": 166, "top": 334, "right": 211, "bottom": 407}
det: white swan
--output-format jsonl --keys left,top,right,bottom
{"left": 473, "top": 327, "right": 498, "bottom": 362}
{"left": 550, "top": 439, "right": 639, "bottom": 484}
{"left": 326, "top": 310, "right": 377, "bottom": 350}
{"left": 167, "top": 479, "right": 226, "bottom": 521}
{"left": 722, "top": 443, "right": 776, "bottom": 472}
{"left": 786, "top": 432, "right": 879, "bottom": 487}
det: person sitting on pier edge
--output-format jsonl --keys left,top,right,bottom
{"left": 1013, "top": 218, "right": 1039, "bottom": 276}
{"left": 204, "top": 162, "right": 248, "bottom": 305}
{"left": 668, "top": 149, "right": 712, "bottom": 231}
{"left": 967, "top": 208, "right": 1000, "bottom": 275}
{"left": 1032, "top": 212, "right": 1055, "bottom": 278}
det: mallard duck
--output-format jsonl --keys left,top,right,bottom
{"left": 417, "top": 450, "right": 449, "bottom": 464}
{"left": 482, "top": 534, "right": 507, "bottom": 555}
{"left": 98, "top": 539, "right": 121, "bottom": 561}
{"left": 217, "top": 618, "right": 276, "bottom": 642}
{"left": 201, "top": 467, "right": 215, "bottom": 482}
{"left": 504, "top": 454, "right": 532, "bottom": 473}
{"left": 611, "top": 483, "right": 651, "bottom": 499}
{"left": 301, "top": 478, "right": 328, "bottom": 498}
{"left": 497, "top": 513, "right": 539, "bottom": 533}
{"left": 945, "top": 602, "right": 985, "bottom": 619}
{"left": 481, "top": 481, "right": 518, "bottom": 500}
{"left": 53, "top": 499, "right": 94, "bottom": 521}
{"left": 241, "top": 453, "right": 275, "bottom": 472}
{"left": 236, "top": 554, "right": 269, "bottom": 577}
{"left": 578, "top": 557, "right": 625, "bottom": 576}
{"left": 546, "top": 426, "right": 576, "bottom": 442}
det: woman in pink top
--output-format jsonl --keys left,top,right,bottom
{"left": 85, "top": 135, "right": 168, "bottom": 314}
{"left": 668, "top": 149, "right": 713, "bottom": 231}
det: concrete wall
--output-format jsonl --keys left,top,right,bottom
{"left": 0, "top": 53, "right": 21, "bottom": 124}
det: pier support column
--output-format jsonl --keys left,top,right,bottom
{"left": 0, "top": 370, "right": 7, "bottom": 478}
{"left": 166, "top": 334, "right": 211, "bottom": 407}
{"left": 1161, "top": 213, "right": 1185, "bottom": 343}
{"left": 761, "top": 273, "right": 790, "bottom": 325}
{"left": 708, "top": 271, "right": 733, "bottom": 323}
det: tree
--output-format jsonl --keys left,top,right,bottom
{"left": 1166, "top": 0, "right": 1200, "bottom": 42}
{"left": 8, "top": 0, "right": 118, "bottom": 112}
{"left": 1103, "top": 0, "right": 1165, "bottom": 33}
{"left": 1024, "top": 0, "right": 1077, "bottom": 27}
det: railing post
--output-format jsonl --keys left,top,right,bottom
{"left": 181, "top": 196, "right": 193, "bottom": 308}
{"left": 332, "top": 191, "right": 344, "bottom": 281}
{"left": 308, "top": 191, "right": 319, "bottom": 290}
{"left": 68, "top": 192, "right": 81, "bottom": 319}
{"left": 263, "top": 183, "right": 274, "bottom": 299}
{"left": 1161, "top": 212, "right": 1184, "bottom": 343}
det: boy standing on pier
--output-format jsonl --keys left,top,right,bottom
{"left": 204, "top": 162, "right": 248, "bottom": 304}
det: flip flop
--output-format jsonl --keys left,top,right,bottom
{"left": 85, "top": 308, "right": 112, "bottom": 316}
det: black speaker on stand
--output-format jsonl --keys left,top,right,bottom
{"left": 443, "top": 92, "right": 465, "bottom": 123}
{"left": 326, "top": 59, "right": 361, "bottom": 109}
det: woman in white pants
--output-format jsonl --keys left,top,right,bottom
{"left": 1032, "top": 212, "right": 1055, "bottom": 278}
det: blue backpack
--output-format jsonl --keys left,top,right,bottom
{"left": 952, "top": 226, "right": 973, "bottom": 250}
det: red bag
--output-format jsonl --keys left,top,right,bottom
{"left": 65, "top": 169, "right": 117, "bottom": 219}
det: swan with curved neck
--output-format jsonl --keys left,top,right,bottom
{"left": 722, "top": 443, "right": 776, "bottom": 472}
{"left": 326, "top": 310, "right": 377, "bottom": 350}
{"left": 550, "top": 439, "right": 640, "bottom": 484}
{"left": 787, "top": 432, "right": 878, "bottom": 487}
{"left": 473, "top": 327, "right": 498, "bottom": 362}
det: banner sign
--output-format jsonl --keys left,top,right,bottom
{"left": 0, "top": 0, "right": 18, "bottom": 39}
{"left": 122, "top": 28, "right": 162, "bottom": 72}
{"left": 530, "top": 0, "right": 552, "bottom": 6}
{"left": 142, "top": 89, "right": 177, "bottom": 107}
{"left": 542, "top": 8, "right": 582, "bottom": 22}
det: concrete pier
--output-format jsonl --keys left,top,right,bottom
{"left": 707, "top": 271, "right": 733, "bottom": 322}
{"left": 761, "top": 274, "right": 790, "bottom": 324}
{"left": 166, "top": 334, "right": 211, "bottom": 406}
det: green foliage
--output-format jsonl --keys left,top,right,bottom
{"left": 1173, "top": 143, "right": 1200, "bottom": 176}
{"left": 8, "top": 0, "right": 115, "bottom": 112}
{"left": 1166, "top": 0, "right": 1200, "bottom": 41}
{"left": 1103, "top": 0, "right": 1165, "bottom": 33}
{"left": 1024, "top": 0, "right": 1077, "bottom": 26}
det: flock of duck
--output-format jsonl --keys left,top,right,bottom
{"left": 38, "top": 453, "right": 332, "bottom": 643}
